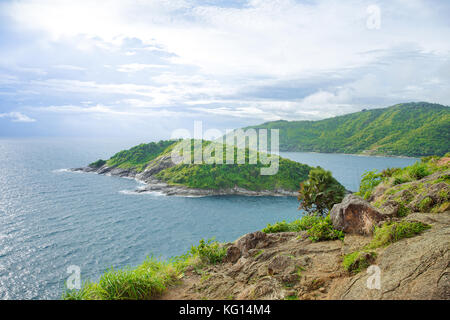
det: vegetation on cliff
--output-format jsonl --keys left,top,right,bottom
{"left": 88, "top": 139, "right": 316, "bottom": 192}
{"left": 63, "top": 238, "right": 226, "bottom": 300}
{"left": 89, "top": 140, "right": 178, "bottom": 172}
{"left": 359, "top": 154, "right": 450, "bottom": 215}
{"left": 246, "top": 102, "right": 449, "bottom": 157}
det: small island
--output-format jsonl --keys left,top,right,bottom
{"left": 72, "top": 139, "right": 319, "bottom": 197}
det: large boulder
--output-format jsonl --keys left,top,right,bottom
{"left": 330, "top": 194, "right": 388, "bottom": 235}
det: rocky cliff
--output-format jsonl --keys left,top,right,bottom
{"left": 160, "top": 160, "right": 450, "bottom": 300}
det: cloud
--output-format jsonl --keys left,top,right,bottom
{"left": 0, "top": 0, "right": 449, "bottom": 137}
{"left": 53, "top": 64, "right": 86, "bottom": 71}
{"left": 116, "top": 63, "right": 168, "bottom": 72}
{"left": 0, "top": 112, "right": 36, "bottom": 122}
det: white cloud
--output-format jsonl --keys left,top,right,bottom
{"left": 1, "top": 0, "right": 449, "bottom": 129}
{"left": 116, "top": 63, "right": 168, "bottom": 73}
{"left": 53, "top": 64, "right": 86, "bottom": 71}
{"left": 0, "top": 112, "right": 36, "bottom": 122}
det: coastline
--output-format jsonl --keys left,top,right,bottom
{"left": 280, "top": 149, "right": 421, "bottom": 159}
{"left": 70, "top": 166, "right": 298, "bottom": 197}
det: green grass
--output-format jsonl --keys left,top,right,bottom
{"left": 262, "top": 215, "right": 344, "bottom": 242}
{"left": 342, "top": 251, "right": 377, "bottom": 273}
{"left": 306, "top": 216, "right": 344, "bottom": 242}
{"left": 366, "top": 221, "right": 431, "bottom": 249}
{"left": 104, "top": 140, "right": 178, "bottom": 172}
{"left": 62, "top": 238, "right": 225, "bottom": 300}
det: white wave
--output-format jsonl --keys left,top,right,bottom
{"left": 119, "top": 189, "right": 166, "bottom": 196}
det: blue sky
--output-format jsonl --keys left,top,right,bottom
{"left": 0, "top": 0, "right": 449, "bottom": 138}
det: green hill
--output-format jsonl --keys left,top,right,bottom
{"left": 245, "top": 102, "right": 450, "bottom": 157}
{"left": 88, "top": 139, "right": 316, "bottom": 192}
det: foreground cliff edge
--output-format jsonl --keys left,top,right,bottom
{"left": 63, "top": 155, "right": 449, "bottom": 300}
{"left": 71, "top": 139, "right": 316, "bottom": 197}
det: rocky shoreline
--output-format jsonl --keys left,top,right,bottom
{"left": 70, "top": 165, "right": 298, "bottom": 197}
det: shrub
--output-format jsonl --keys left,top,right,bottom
{"left": 393, "top": 177, "right": 410, "bottom": 185}
{"left": 380, "top": 168, "right": 399, "bottom": 178}
{"left": 407, "top": 162, "right": 431, "bottom": 180}
{"left": 89, "top": 159, "right": 106, "bottom": 168}
{"left": 396, "top": 203, "right": 411, "bottom": 217}
{"left": 418, "top": 197, "right": 433, "bottom": 212}
{"left": 262, "top": 221, "right": 291, "bottom": 233}
{"left": 62, "top": 257, "right": 181, "bottom": 300}
{"left": 262, "top": 215, "right": 322, "bottom": 233}
{"left": 367, "top": 221, "right": 430, "bottom": 249}
{"left": 356, "top": 170, "right": 383, "bottom": 199}
{"left": 298, "top": 167, "right": 346, "bottom": 216}
{"left": 62, "top": 238, "right": 226, "bottom": 300}
{"left": 189, "top": 238, "right": 227, "bottom": 265}
{"left": 307, "top": 216, "right": 344, "bottom": 242}
{"left": 342, "top": 251, "right": 377, "bottom": 273}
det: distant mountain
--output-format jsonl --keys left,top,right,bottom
{"left": 245, "top": 102, "right": 450, "bottom": 157}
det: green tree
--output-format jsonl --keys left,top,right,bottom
{"left": 298, "top": 167, "right": 346, "bottom": 216}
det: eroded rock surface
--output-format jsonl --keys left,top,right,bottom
{"left": 330, "top": 194, "right": 388, "bottom": 235}
{"left": 160, "top": 212, "right": 449, "bottom": 300}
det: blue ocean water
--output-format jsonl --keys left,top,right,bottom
{"left": 0, "top": 138, "right": 419, "bottom": 299}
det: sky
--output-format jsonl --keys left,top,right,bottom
{"left": 0, "top": 0, "right": 449, "bottom": 139}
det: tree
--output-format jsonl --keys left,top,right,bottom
{"left": 298, "top": 167, "right": 346, "bottom": 216}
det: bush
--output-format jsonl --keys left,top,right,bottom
{"left": 306, "top": 216, "right": 344, "bottom": 242}
{"left": 63, "top": 238, "right": 226, "bottom": 300}
{"left": 342, "top": 251, "right": 377, "bottom": 273}
{"left": 262, "top": 215, "right": 322, "bottom": 233}
{"left": 418, "top": 197, "right": 433, "bottom": 212}
{"left": 367, "top": 221, "right": 430, "bottom": 249}
{"left": 189, "top": 238, "right": 227, "bottom": 265}
{"left": 407, "top": 162, "right": 431, "bottom": 180}
{"left": 298, "top": 167, "right": 346, "bottom": 216}
{"left": 393, "top": 176, "right": 410, "bottom": 185}
{"left": 262, "top": 221, "right": 291, "bottom": 233}
{"left": 89, "top": 159, "right": 106, "bottom": 168}
{"left": 356, "top": 170, "right": 383, "bottom": 199}
{"left": 62, "top": 257, "right": 182, "bottom": 300}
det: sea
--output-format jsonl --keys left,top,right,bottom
{"left": 0, "top": 138, "right": 419, "bottom": 299}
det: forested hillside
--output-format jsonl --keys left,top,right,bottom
{"left": 246, "top": 102, "right": 449, "bottom": 157}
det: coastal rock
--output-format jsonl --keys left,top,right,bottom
{"left": 329, "top": 212, "right": 450, "bottom": 300}
{"left": 161, "top": 212, "right": 449, "bottom": 300}
{"left": 235, "top": 231, "right": 271, "bottom": 257}
{"left": 224, "top": 246, "right": 241, "bottom": 264}
{"left": 330, "top": 194, "right": 388, "bottom": 235}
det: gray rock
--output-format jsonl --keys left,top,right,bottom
{"left": 330, "top": 194, "right": 388, "bottom": 235}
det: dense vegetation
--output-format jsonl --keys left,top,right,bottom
{"left": 63, "top": 238, "right": 226, "bottom": 300}
{"left": 262, "top": 215, "right": 344, "bottom": 242}
{"left": 356, "top": 154, "right": 450, "bottom": 214}
{"left": 89, "top": 140, "right": 178, "bottom": 172}
{"left": 298, "top": 167, "right": 346, "bottom": 216}
{"left": 90, "top": 139, "right": 316, "bottom": 192}
{"left": 246, "top": 102, "right": 450, "bottom": 157}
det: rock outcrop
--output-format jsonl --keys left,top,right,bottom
{"left": 330, "top": 194, "right": 388, "bottom": 235}
{"left": 160, "top": 212, "right": 449, "bottom": 300}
